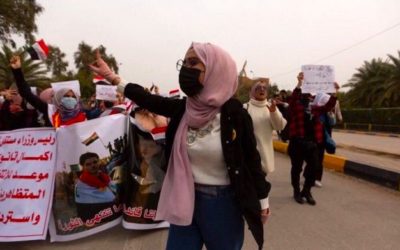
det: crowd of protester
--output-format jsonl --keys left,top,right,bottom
{"left": 0, "top": 44, "right": 342, "bottom": 250}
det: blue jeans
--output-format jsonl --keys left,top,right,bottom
{"left": 166, "top": 185, "right": 244, "bottom": 250}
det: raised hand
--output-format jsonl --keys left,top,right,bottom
{"left": 10, "top": 55, "right": 21, "bottom": 69}
{"left": 4, "top": 89, "right": 18, "bottom": 100}
{"left": 267, "top": 99, "right": 277, "bottom": 112}
{"left": 296, "top": 72, "right": 304, "bottom": 88}
{"left": 88, "top": 50, "right": 120, "bottom": 85}
{"left": 154, "top": 85, "right": 160, "bottom": 95}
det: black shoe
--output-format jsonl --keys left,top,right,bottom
{"left": 301, "top": 191, "right": 316, "bottom": 205}
{"left": 293, "top": 191, "right": 304, "bottom": 204}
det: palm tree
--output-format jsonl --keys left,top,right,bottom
{"left": 45, "top": 45, "right": 69, "bottom": 81}
{"left": 0, "top": 0, "right": 44, "bottom": 47}
{"left": 74, "top": 42, "right": 119, "bottom": 73}
{"left": 0, "top": 45, "right": 49, "bottom": 90}
{"left": 73, "top": 42, "right": 119, "bottom": 97}
{"left": 379, "top": 51, "right": 400, "bottom": 107}
{"left": 343, "top": 58, "right": 393, "bottom": 108}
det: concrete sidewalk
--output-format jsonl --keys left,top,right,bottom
{"left": 273, "top": 130, "right": 400, "bottom": 191}
{"left": 333, "top": 130, "right": 400, "bottom": 159}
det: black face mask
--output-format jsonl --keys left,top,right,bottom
{"left": 179, "top": 66, "right": 204, "bottom": 97}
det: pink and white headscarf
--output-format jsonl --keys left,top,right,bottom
{"left": 155, "top": 42, "right": 238, "bottom": 225}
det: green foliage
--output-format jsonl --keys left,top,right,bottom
{"left": 340, "top": 108, "right": 400, "bottom": 133}
{"left": 72, "top": 42, "right": 120, "bottom": 98}
{"left": 45, "top": 45, "right": 69, "bottom": 81}
{"left": 0, "top": 0, "right": 43, "bottom": 47}
{"left": 0, "top": 45, "right": 49, "bottom": 90}
{"left": 342, "top": 51, "right": 400, "bottom": 108}
{"left": 268, "top": 83, "right": 279, "bottom": 98}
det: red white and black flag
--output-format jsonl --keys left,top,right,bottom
{"left": 26, "top": 39, "right": 49, "bottom": 60}
{"left": 169, "top": 89, "right": 180, "bottom": 99}
{"left": 93, "top": 75, "right": 111, "bottom": 84}
{"left": 81, "top": 132, "right": 100, "bottom": 146}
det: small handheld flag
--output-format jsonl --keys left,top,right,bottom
{"left": 93, "top": 75, "right": 111, "bottom": 84}
{"left": 26, "top": 39, "right": 49, "bottom": 60}
{"left": 169, "top": 89, "right": 180, "bottom": 99}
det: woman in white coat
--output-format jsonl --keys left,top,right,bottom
{"left": 245, "top": 81, "right": 287, "bottom": 174}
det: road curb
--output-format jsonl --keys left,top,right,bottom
{"left": 273, "top": 140, "right": 400, "bottom": 191}
{"left": 334, "top": 129, "right": 400, "bottom": 138}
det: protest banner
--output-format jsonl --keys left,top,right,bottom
{"left": 0, "top": 128, "right": 57, "bottom": 241}
{"left": 49, "top": 114, "right": 128, "bottom": 241}
{"left": 301, "top": 65, "right": 336, "bottom": 93}
{"left": 122, "top": 115, "right": 169, "bottom": 229}
{"left": 96, "top": 85, "right": 118, "bottom": 101}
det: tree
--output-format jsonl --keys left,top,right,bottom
{"left": 45, "top": 45, "right": 69, "bottom": 81}
{"left": 343, "top": 51, "right": 400, "bottom": 108}
{"left": 74, "top": 42, "right": 119, "bottom": 73}
{"left": 343, "top": 58, "right": 393, "bottom": 108}
{"left": 73, "top": 42, "right": 119, "bottom": 97}
{"left": 0, "top": 0, "right": 43, "bottom": 47}
{"left": 380, "top": 51, "right": 400, "bottom": 107}
{"left": 268, "top": 83, "right": 279, "bottom": 99}
{"left": 0, "top": 45, "right": 49, "bottom": 90}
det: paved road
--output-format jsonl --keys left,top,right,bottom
{"left": 2, "top": 152, "right": 399, "bottom": 250}
{"left": 333, "top": 131, "right": 400, "bottom": 173}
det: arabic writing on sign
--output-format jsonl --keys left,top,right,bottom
{"left": 0, "top": 211, "right": 41, "bottom": 225}
{"left": 0, "top": 169, "right": 49, "bottom": 182}
{"left": 301, "top": 64, "right": 336, "bottom": 94}
{"left": 124, "top": 205, "right": 157, "bottom": 219}
{"left": 84, "top": 208, "right": 113, "bottom": 227}
{"left": 57, "top": 208, "right": 114, "bottom": 231}
{"left": 0, "top": 151, "right": 53, "bottom": 164}
{"left": 124, "top": 206, "right": 143, "bottom": 218}
{"left": 143, "top": 209, "right": 157, "bottom": 219}
{"left": 0, "top": 134, "right": 56, "bottom": 147}
{"left": 113, "top": 204, "right": 123, "bottom": 213}
{"left": 57, "top": 217, "right": 84, "bottom": 232}
{"left": 96, "top": 85, "right": 118, "bottom": 101}
{"left": 0, "top": 188, "right": 46, "bottom": 202}
{"left": 0, "top": 129, "right": 56, "bottom": 240}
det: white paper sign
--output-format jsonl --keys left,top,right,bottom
{"left": 0, "top": 128, "right": 57, "bottom": 241}
{"left": 301, "top": 65, "right": 335, "bottom": 93}
{"left": 96, "top": 85, "right": 117, "bottom": 101}
{"left": 51, "top": 80, "right": 81, "bottom": 97}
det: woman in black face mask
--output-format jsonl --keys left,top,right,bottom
{"left": 89, "top": 43, "right": 271, "bottom": 250}
{"left": 176, "top": 53, "right": 205, "bottom": 97}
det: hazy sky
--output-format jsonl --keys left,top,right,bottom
{"left": 33, "top": 0, "right": 400, "bottom": 94}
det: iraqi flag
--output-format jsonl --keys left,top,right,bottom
{"left": 93, "top": 75, "right": 111, "bottom": 84}
{"left": 150, "top": 126, "right": 167, "bottom": 141}
{"left": 26, "top": 39, "right": 49, "bottom": 60}
{"left": 81, "top": 132, "right": 100, "bottom": 146}
{"left": 169, "top": 89, "right": 180, "bottom": 99}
